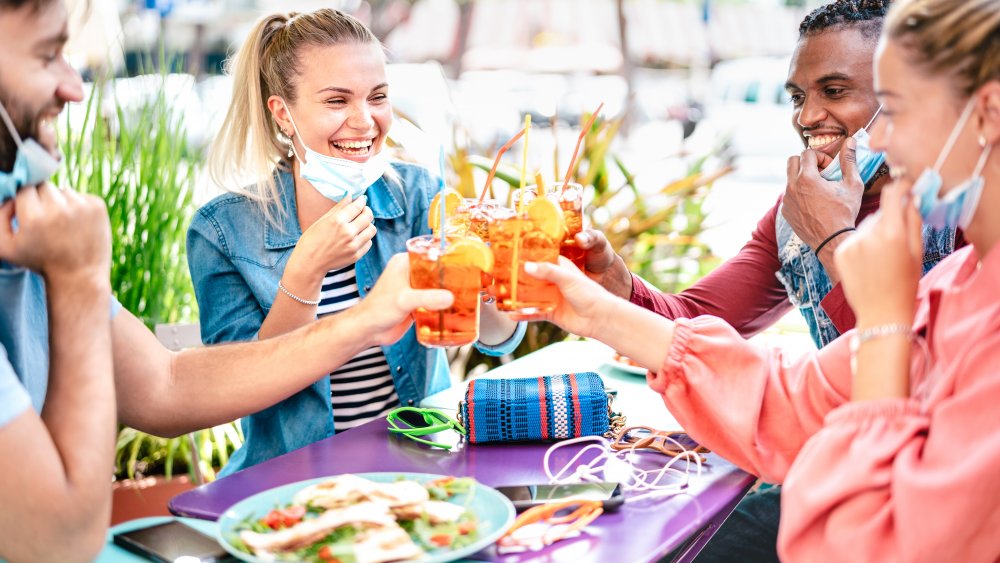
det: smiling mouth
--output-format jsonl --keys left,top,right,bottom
{"left": 806, "top": 134, "right": 844, "bottom": 151}
{"left": 331, "top": 139, "right": 375, "bottom": 157}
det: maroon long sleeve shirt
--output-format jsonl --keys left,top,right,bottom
{"left": 628, "top": 193, "right": 963, "bottom": 338}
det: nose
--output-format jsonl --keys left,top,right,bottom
{"left": 346, "top": 101, "right": 375, "bottom": 131}
{"left": 55, "top": 57, "right": 84, "bottom": 104}
{"left": 868, "top": 117, "right": 889, "bottom": 152}
{"left": 796, "top": 95, "right": 826, "bottom": 129}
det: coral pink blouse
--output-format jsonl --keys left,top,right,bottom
{"left": 650, "top": 244, "right": 1000, "bottom": 562}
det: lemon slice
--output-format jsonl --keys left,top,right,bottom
{"left": 526, "top": 197, "right": 566, "bottom": 241}
{"left": 428, "top": 189, "right": 464, "bottom": 233}
{"left": 443, "top": 236, "right": 494, "bottom": 274}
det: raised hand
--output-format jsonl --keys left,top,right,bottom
{"left": 781, "top": 138, "right": 864, "bottom": 270}
{"left": 523, "top": 256, "right": 617, "bottom": 338}
{"left": 0, "top": 183, "right": 110, "bottom": 287}
{"left": 834, "top": 178, "right": 922, "bottom": 328}
{"left": 288, "top": 195, "right": 376, "bottom": 283}
{"left": 356, "top": 253, "right": 454, "bottom": 345}
{"left": 576, "top": 229, "right": 633, "bottom": 299}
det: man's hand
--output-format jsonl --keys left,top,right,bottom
{"left": 577, "top": 229, "right": 633, "bottom": 299}
{"left": 781, "top": 138, "right": 864, "bottom": 266}
{"left": 355, "top": 253, "right": 453, "bottom": 345}
{"left": 0, "top": 183, "right": 111, "bottom": 287}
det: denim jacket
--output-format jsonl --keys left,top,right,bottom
{"left": 775, "top": 212, "right": 955, "bottom": 348}
{"left": 187, "top": 162, "right": 524, "bottom": 475}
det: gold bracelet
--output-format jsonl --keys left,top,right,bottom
{"left": 277, "top": 280, "right": 320, "bottom": 306}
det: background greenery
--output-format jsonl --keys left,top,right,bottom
{"left": 57, "top": 71, "right": 242, "bottom": 482}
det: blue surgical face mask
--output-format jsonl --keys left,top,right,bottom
{"left": 820, "top": 107, "right": 886, "bottom": 185}
{"left": 285, "top": 107, "right": 389, "bottom": 202}
{"left": 0, "top": 99, "right": 60, "bottom": 202}
{"left": 911, "top": 98, "right": 992, "bottom": 231}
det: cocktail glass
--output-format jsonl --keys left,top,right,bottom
{"left": 407, "top": 234, "right": 492, "bottom": 347}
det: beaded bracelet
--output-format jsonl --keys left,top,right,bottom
{"left": 849, "top": 323, "right": 912, "bottom": 355}
{"left": 277, "top": 280, "right": 320, "bottom": 306}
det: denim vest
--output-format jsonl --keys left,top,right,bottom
{"left": 775, "top": 211, "right": 955, "bottom": 348}
{"left": 187, "top": 162, "right": 523, "bottom": 475}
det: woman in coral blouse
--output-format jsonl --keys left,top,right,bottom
{"left": 526, "top": 0, "right": 1000, "bottom": 560}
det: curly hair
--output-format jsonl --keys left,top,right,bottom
{"left": 799, "top": 0, "right": 892, "bottom": 40}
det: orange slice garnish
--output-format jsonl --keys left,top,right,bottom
{"left": 428, "top": 189, "right": 464, "bottom": 233}
{"left": 442, "top": 236, "right": 494, "bottom": 274}
{"left": 526, "top": 196, "right": 566, "bottom": 241}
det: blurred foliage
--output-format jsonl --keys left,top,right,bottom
{"left": 58, "top": 64, "right": 241, "bottom": 482}
{"left": 454, "top": 110, "right": 732, "bottom": 374}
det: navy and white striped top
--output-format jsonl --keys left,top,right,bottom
{"left": 316, "top": 264, "right": 398, "bottom": 432}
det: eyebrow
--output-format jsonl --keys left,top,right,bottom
{"left": 34, "top": 30, "right": 69, "bottom": 50}
{"left": 316, "top": 82, "right": 389, "bottom": 96}
{"left": 785, "top": 72, "right": 855, "bottom": 91}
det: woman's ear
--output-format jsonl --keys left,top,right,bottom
{"left": 977, "top": 81, "right": 1000, "bottom": 145}
{"left": 267, "top": 95, "right": 293, "bottom": 138}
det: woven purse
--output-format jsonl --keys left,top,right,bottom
{"left": 459, "top": 372, "right": 624, "bottom": 444}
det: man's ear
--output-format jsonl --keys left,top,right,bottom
{"left": 976, "top": 81, "right": 1000, "bottom": 145}
{"left": 267, "top": 95, "right": 292, "bottom": 138}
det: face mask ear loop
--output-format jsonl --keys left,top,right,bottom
{"left": 863, "top": 105, "right": 883, "bottom": 132}
{"left": 971, "top": 142, "right": 993, "bottom": 179}
{"left": 0, "top": 101, "right": 25, "bottom": 149}
{"left": 933, "top": 99, "right": 978, "bottom": 172}
{"left": 281, "top": 102, "right": 310, "bottom": 164}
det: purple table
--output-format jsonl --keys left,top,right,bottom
{"left": 170, "top": 341, "right": 754, "bottom": 562}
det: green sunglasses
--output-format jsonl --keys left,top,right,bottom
{"left": 386, "top": 407, "right": 467, "bottom": 450}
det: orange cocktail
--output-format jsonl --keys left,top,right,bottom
{"left": 523, "top": 182, "right": 585, "bottom": 269}
{"left": 489, "top": 197, "right": 564, "bottom": 319}
{"left": 407, "top": 234, "right": 493, "bottom": 347}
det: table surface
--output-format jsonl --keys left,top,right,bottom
{"left": 170, "top": 340, "right": 754, "bottom": 563}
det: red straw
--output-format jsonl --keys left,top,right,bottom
{"left": 561, "top": 102, "right": 604, "bottom": 193}
{"left": 479, "top": 127, "right": 526, "bottom": 204}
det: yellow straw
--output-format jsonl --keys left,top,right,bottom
{"left": 512, "top": 114, "right": 531, "bottom": 305}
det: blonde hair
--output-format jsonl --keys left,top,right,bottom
{"left": 208, "top": 9, "right": 379, "bottom": 225}
{"left": 885, "top": 0, "right": 1000, "bottom": 98}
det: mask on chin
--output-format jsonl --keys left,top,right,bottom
{"left": 284, "top": 108, "right": 389, "bottom": 202}
{"left": 820, "top": 107, "right": 886, "bottom": 185}
{"left": 0, "top": 100, "right": 60, "bottom": 202}
{"left": 911, "top": 98, "right": 992, "bottom": 231}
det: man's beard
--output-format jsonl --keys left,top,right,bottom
{"left": 0, "top": 93, "right": 42, "bottom": 173}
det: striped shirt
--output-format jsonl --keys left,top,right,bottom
{"left": 316, "top": 264, "right": 398, "bottom": 432}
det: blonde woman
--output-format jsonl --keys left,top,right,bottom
{"left": 188, "top": 9, "right": 522, "bottom": 475}
{"left": 526, "top": 0, "right": 1000, "bottom": 559}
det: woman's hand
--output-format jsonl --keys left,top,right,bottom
{"left": 523, "top": 257, "right": 618, "bottom": 338}
{"left": 834, "top": 178, "right": 922, "bottom": 328}
{"left": 286, "top": 195, "right": 376, "bottom": 287}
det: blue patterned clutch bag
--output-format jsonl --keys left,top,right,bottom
{"left": 459, "top": 372, "right": 621, "bottom": 444}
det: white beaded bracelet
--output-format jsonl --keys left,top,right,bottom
{"left": 278, "top": 280, "right": 320, "bottom": 306}
{"left": 850, "top": 323, "right": 912, "bottom": 354}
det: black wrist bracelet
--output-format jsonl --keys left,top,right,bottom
{"left": 814, "top": 227, "right": 856, "bottom": 256}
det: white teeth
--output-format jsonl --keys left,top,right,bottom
{"left": 807, "top": 134, "right": 843, "bottom": 149}
{"left": 333, "top": 140, "right": 373, "bottom": 150}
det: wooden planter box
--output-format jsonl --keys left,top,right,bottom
{"left": 110, "top": 476, "right": 196, "bottom": 525}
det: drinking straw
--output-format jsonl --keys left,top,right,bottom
{"left": 561, "top": 102, "right": 604, "bottom": 194}
{"left": 511, "top": 114, "right": 531, "bottom": 304}
{"left": 438, "top": 146, "right": 448, "bottom": 252}
{"left": 479, "top": 127, "right": 526, "bottom": 205}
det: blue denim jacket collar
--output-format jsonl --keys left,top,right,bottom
{"left": 264, "top": 170, "right": 405, "bottom": 250}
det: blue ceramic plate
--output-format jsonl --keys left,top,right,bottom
{"left": 217, "top": 472, "right": 515, "bottom": 563}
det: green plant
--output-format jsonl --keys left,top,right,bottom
{"left": 57, "top": 70, "right": 241, "bottom": 482}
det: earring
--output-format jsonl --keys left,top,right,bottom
{"left": 979, "top": 134, "right": 988, "bottom": 148}
{"left": 283, "top": 132, "right": 295, "bottom": 158}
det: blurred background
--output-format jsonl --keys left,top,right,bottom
{"left": 59, "top": 0, "right": 823, "bottom": 482}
